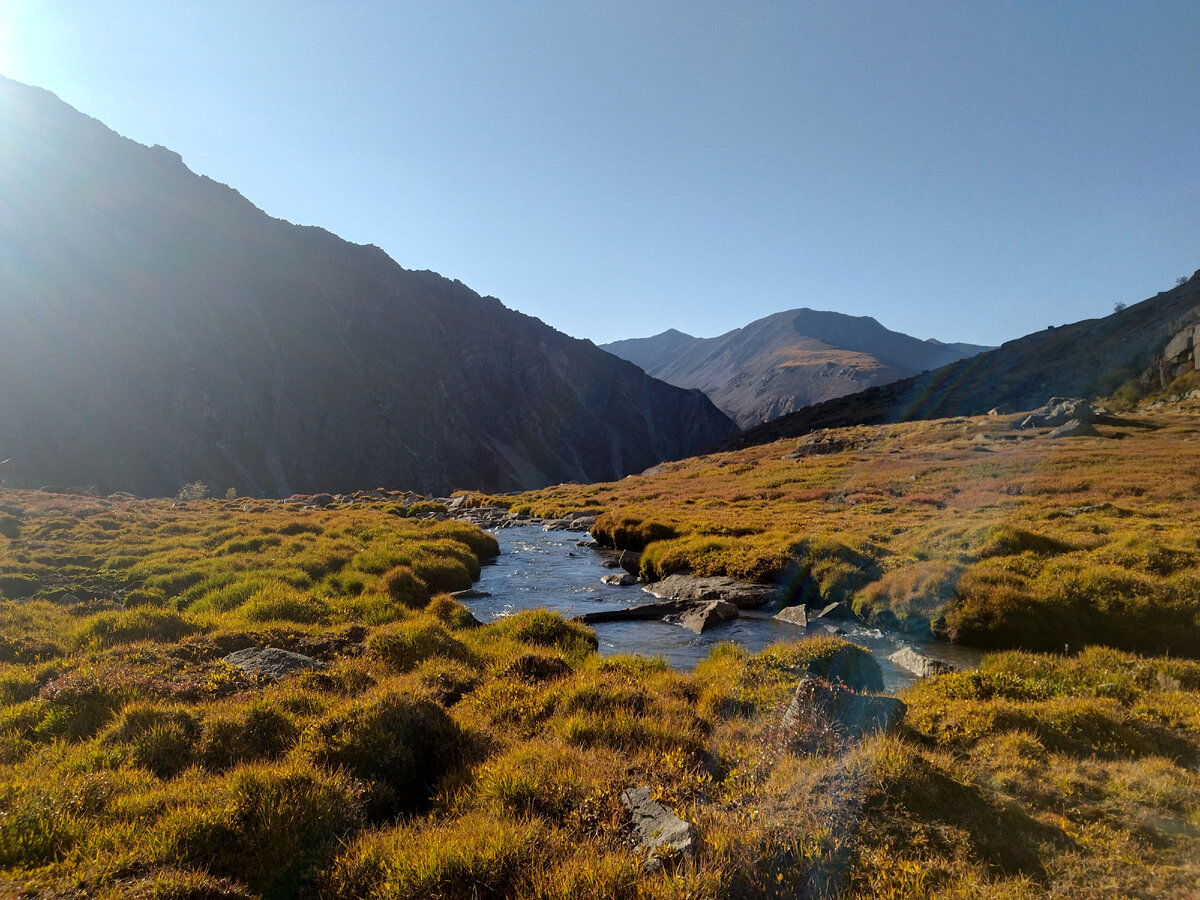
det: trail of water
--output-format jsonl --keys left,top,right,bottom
{"left": 468, "top": 525, "right": 983, "bottom": 692}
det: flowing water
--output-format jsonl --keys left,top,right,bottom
{"left": 466, "top": 525, "right": 984, "bottom": 693}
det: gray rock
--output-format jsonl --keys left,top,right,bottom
{"left": 621, "top": 786, "right": 693, "bottom": 860}
{"left": 774, "top": 605, "right": 809, "bottom": 627}
{"left": 666, "top": 599, "right": 739, "bottom": 633}
{"left": 1021, "top": 397, "right": 1094, "bottom": 429}
{"left": 619, "top": 550, "right": 642, "bottom": 576}
{"left": 643, "top": 574, "right": 776, "bottom": 610}
{"left": 888, "top": 646, "right": 959, "bottom": 679}
{"left": 808, "top": 601, "right": 858, "bottom": 623}
{"left": 222, "top": 647, "right": 324, "bottom": 679}
{"left": 574, "top": 598, "right": 694, "bottom": 625}
{"left": 602, "top": 573, "right": 638, "bottom": 586}
{"left": 450, "top": 588, "right": 491, "bottom": 599}
{"left": 780, "top": 676, "right": 906, "bottom": 741}
{"left": 1048, "top": 418, "right": 1100, "bottom": 438}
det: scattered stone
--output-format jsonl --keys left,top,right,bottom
{"left": 1061, "top": 502, "right": 1115, "bottom": 517}
{"left": 602, "top": 573, "right": 638, "bottom": 586}
{"left": 222, "top": 647, "right": 324, "bottom": 679}
{"left": 808, "top": 601, "right": 858, "bottom": 624}
{"left": 1020, "top": 397, "right": 1094, "bottom": 429}
{"left": 1048, "top": 418, "right": 1100, "bottom": 438}
{"left": 642, "top": 574, "right": 776, "bottom": 610}
{"left": 774, "top": 605, "right": 809, "bottom": 628}
{"left": 784, "top": 438, "right": 847, "bottom": 458}
{"left": 666, "top": 599, "right": 739, "bottom": 634}
{"left": 621, "top": 785, "right": 693, "bottom": 865}
{"left": 888, "top": 645, "right": 959, "bottom": 679}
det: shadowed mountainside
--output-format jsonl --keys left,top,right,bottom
{"left": 603, "top": 309, "right": 989, "bottom": 428}
{"left": 721, "top": 272, "right": 1200, "bottom": 449}
{"left": 0, "top": 76, "right": 736, "bottom": 497}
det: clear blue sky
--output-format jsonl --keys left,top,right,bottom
{"left": 2, "top": 1, "right": 1196, "bottom": 347}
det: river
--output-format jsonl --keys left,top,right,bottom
{"left": 466, "top": 525, "right": 983, "bottom": 693}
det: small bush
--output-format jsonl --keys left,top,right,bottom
{"left": 378, "top": 565, "right": 430, "bottom": 609}
{"left": 301, "top": 689, "right": 467, "bottom": 819}
{"left": 103, "top": 703, "right": 200, "bottom": 778}
{"left": 199, "top": 702, "right": 299, "bottom": 771}
{"left": 591, "top": 513, "right": 678, "bottom": 552}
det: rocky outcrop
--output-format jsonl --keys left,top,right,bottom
{"left": 0, "top": 76, "right": 738, "bottom": 498}
{"left": 774, "top": 605, "right": 809, "bottom": 627}
{"left": 667, "top": 599, "right": 738, "bottom": 633}
{"left": 575, "top": 596, "right": 738, "bottom": 633}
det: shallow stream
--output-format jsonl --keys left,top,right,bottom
{"left": 467, "top": 525, "right": 984, "bottom": 693}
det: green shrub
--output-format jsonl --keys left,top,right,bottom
{"left": 325, "top": 810, "right": 547, "bottom": 900}
{"left": 426, "top": 595, "right": 480, "bottom": 629}
{"left": 199, "top": 701, "right": 299, "bottom": 771}
{"left": 103, "top": 703, "right": 200, "bottom": 778}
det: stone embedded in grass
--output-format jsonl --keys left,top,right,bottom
{"left": 222, "top": 647, "right": 324, "bottom": 680}
{"left": 780, "top": 676, "right": 906, "bottom": 747}
{"left": 621, "top": 785, "right": 693, "bottom": 869}
{"left": 888, "top": 645, "right": 960, "bottom": 679}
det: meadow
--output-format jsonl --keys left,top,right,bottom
{"left": 0, "top": 404, "right": 1198, "bottom": 897}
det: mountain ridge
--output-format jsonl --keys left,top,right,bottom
{"left": 603, "top": 308, "right": 989, "bottom": 427}
{"left": 0, "top": 75, "right": 737, "bottom": 497}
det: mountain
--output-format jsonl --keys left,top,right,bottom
{"left": 0, "top": 76, "right": 737, "bottom": 497}
{"left": 602, "top": 309, "right": 990, "bottom": 428}
{"left": 722, "top": 271, "right": 1200, "bottom": 450}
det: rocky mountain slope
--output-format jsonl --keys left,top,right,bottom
{"left": 603, "top": 309, "right": 989, "bottom": 427}
{"left": 0, "top": 76, "right": 737, "bottom": 497}
{"left": 723, "top": 271, "right": 1200, "bottom": 449}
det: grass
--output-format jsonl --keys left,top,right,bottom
{"left": 0, "top": 404, "right": 1199, "bottom": 898}
{"left": 503, "top": 407, "right": 1200, "bottom": 655}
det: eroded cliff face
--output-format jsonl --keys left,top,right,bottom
{"left": 0, "top": 77, "right": 737, "bottom": 496}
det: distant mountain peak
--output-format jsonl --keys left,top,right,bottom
{"left": 603, "top": 307, "right": 990, "bottom": 428}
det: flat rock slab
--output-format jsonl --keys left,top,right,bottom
{"left": 643, "top": 574, "right": 776, "bottom": 610}
{"left": 888, "top": 646, "right": 959, "bottom": 678}
{"left": 621, "top": 786, "right": 693, "bottom": 858}
{"left": 222, "top": 647, "right": 324, "bottom": 679}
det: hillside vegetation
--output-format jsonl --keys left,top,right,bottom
{"left": 504, "top": 405, "right": 1200, "bottom": 657}
{"left": 0, "top": 481, "right": 1198, "bottom": 897}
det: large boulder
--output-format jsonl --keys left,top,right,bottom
{"left": 1048, "top": 418, "right": 1100, "bottom": 438}
{"left": 780, "top": 676, "right": 906, "bottom": 745}
{"left": 643, "top": 574, "right": 777, "bottom": 610}
{"left": 666, "top": 599, "right": 739, "bottom": 634}
{"left": 1020, "top": 397, "right": 1094, "bottom": 429}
